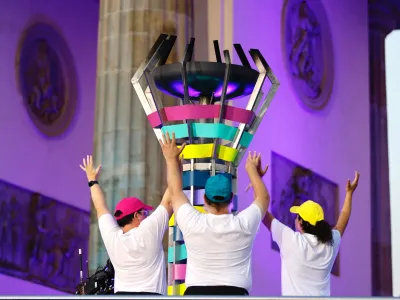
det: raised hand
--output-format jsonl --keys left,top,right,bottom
{"left": 79, "top": 155, "right": 102, "bottom": 181}
{"left": 346, "top": 171, "right": 360, "bottom": 193}
{"left": 159, "top": 132, "right": 186, "bottom": 161}
{"left": 245, "top": 151, "right": 261, "bottom": 170}
{"left": 256, "top": 154, "right": 269, "bottom": 177}
{"left": 245, "top": 151, "right": 268, "bottom": 192}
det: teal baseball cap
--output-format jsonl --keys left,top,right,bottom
{"left": 205, "top": 174, "right": 232, "bottom": 203}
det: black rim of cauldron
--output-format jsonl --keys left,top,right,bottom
{"left": 152, "top": 61, "right": 259, "bottom": 101}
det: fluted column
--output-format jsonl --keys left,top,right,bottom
{"left": 368, "top": 0, "right": 400, "bottom": 295}
{"left": 89, "top": 0, "right": 193, "bottom": 273}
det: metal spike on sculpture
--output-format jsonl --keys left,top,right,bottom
{"left": 131, "top": 34, "right": 280, "bottom": 296}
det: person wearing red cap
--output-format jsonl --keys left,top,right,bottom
{"left": 79, "top": 155, "right": 172, "bottom": 295}
{"left": 159, "top": 132, "right": 270, "bottom": 296}
{"left": 262, "top": 171, "right": 360, "bottom": 296}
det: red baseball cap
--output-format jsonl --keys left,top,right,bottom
{"left": 114, "top": 197, "right": 153, "bottom": 220}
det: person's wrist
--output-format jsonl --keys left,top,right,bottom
{"left": 166, "top": 157, "right": 178, "bottom": 163}
{"left": 88, "top": 177, "right": 97, "bottom": 182}
{"left": 245, "top": 163, "right": 256, "bottom": 171}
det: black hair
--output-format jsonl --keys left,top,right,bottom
{"left": 298, "top": 216, "right": 333, "bottom": 245}
{"left": 114, "top": 210, "right": 135, "bottom": 227}
{"left": 204, "top": 193, "right": 233, "bottom": 212}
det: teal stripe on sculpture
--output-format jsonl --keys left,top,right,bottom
{"left": 162, "top": 123, "right": 253, "bottom": 147}
{"left": 168, "top": 244, "right": 187, "bottom": 263}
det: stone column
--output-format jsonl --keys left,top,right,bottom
{"left": 89, "top": 0, "right": 193, "bottom": 273}
{"left": 368, "top": 0, "right": 399, "bottom": 295}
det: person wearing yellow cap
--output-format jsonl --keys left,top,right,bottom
{"left": 159, "top": 132, "right": 270, "bottom": 296}
{"left": 263, "top": 171, "right": 360, "bottom": 296}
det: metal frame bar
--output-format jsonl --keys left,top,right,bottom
{"left": 231, "top": 48, "right": 279, "bottom": 151}
{"left": 213, "top": 40, "right": 222, "bottom": 63}
{"left": 234, "top": 49, "right": 280, "bottom": 164}
{"left": 233, "top": 44, "right": 251, "bottom": 68}
{"left": 131, "top": 34, "right": 168, "bottom": 84}
{"left": 180, "top": 38, "right": 196, "bottom": 235}
{"left": 131, "top": 34, "right": 177, "bottom": 141}
{"left": 211, "top": 50, "right": 232, "bottom": 175}
{"left": 231, "top": 51, "right": 267, "bottom": 152}
{"left": 181, "top": 37, "right": 195, "bottom": 143}
{"left": 182, "top": 163, "right": 237, "bottom": 177}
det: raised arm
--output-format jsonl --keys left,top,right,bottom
{"left": 334, "top": 171, "right": 360, "bottom": 237}
{"left": 159, "top": 132, "right": 189, "bottom": 213}
{"left": 246, "top": 152, "right": 270, "bottom": 217}
{"left": 79, "top": 155, "right": 110, "bottom": 219}
{"left": 160, "top": 188, "right": 173, "bottom": 217}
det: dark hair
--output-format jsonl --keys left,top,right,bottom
{"left": 114, "top": 210, "right": 135, "bottom": 227}
{"left": 204, "top": 194, "right": 233, "bottom": 212}
{"left": 298, "top": 216, "right": 333, "bottom": 245}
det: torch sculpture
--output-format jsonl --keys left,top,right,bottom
{"left": 131, "top": 34, "right": 279, "bottom": 296}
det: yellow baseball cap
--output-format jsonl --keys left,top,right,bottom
{"left": 290, "top": 200, "right": 324, "bottom": 226}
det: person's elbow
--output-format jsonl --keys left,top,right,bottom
{"left": 96, "top": 207, "right": 111, "bottom": 220}
{"left": 254, "top": 197, "right": 269, "bottom": 216}
{"left": 259, "top": 195, "right": 270, "bottom": 207}
{"left": 169, "top": 189, "right": 186, "bottom": 205}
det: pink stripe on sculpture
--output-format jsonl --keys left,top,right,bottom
{"left": 165, "top": 105, "right": 216, "bottom": 121}
{"left": 173, "top": 264, "right": 186, "bottom": 281}
{"left": 147, "top": 105, "right": 255, "bottom": 127}
{"left": 147, "top": 111, "right": 163, "bottom": 128}
{"left": 223, "top": 105, "right": 255, "bottom": 124}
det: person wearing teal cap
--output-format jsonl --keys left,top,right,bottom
{"left": 159, "top": 132, "right": 270, "bottom": 296}
{"left": 262, "top": 171, "right": 360, "bottom": 296}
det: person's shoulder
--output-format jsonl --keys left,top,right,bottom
{"left": 331, "top": 229, "right": 342, "bottom": 245}
{"left": 98, "top": 213, "right": 118, "bottom": 231}
{"left": 152, "top": 204, "right": 168, "bottom": 215}
{"left": 176, "top": 202, "right": 191, "bottom": 212}
{"left": 98, "top": 213, "right": 113, "bottom": 222}
{"left": 331, "top": 228, "right": 341, "bottom": 239}
{"left": 238, "top": 203, "right": 262, "bottom": 218}
{"left": 270, "top": 217, "right": 288, "bottom": 232}
{"left": 177, "top": 202, "right": 201, "bottom": 217}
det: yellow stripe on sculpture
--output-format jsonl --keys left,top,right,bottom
{"left": 168, "top": 283, "right": 186, "bottom": 296}
{"left": 169, "top": 205, "right": 207, "bottom": 227}
{"left": 178, "top": 144, "right": 238, "bottom": 163}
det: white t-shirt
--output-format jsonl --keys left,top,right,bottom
{"left": 175, "top": 203, "right": 262, "bottom": 292}
{"left": 98, "top": 205, "right": 169, "bottom": 294}
{"left": 271, "top": 218, "right": 341, "bottom": 296}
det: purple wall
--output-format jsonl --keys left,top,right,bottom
{"left": 0, "top": 0, "right": 98, "bottom": 295}
{"left": 233, "top": 0, "right": 371, "bottom": 296}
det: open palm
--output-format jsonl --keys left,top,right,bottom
{"left": 346, "top": 171, "right": 360, "bottom": 193}
{"left": 245, "top": 151, "right": 268, "bottom": 192}
{"left": 79, "top": 155, "right": 101, "bottom": 181}
{"left": 159, "top": 132, "right": 186, "bottom": 160}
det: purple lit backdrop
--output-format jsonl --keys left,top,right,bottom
{"left": 233, "top": 0, "right": 371, "bottom": 296}
{"left": 0, "top": 0, "right": 98, "bottom": 295}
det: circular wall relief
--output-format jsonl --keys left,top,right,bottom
{"left": 281, "top": 0, "right": 334, "bottom": 111}
{"left": 15, "top": 20, "right": 77, "bottom": 137}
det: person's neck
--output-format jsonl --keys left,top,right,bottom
{"left": 207, "top": 207, "right": 230, "bottom": 215}
{"left": 122, "top": 223, "right": 139, "bottom": 233}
